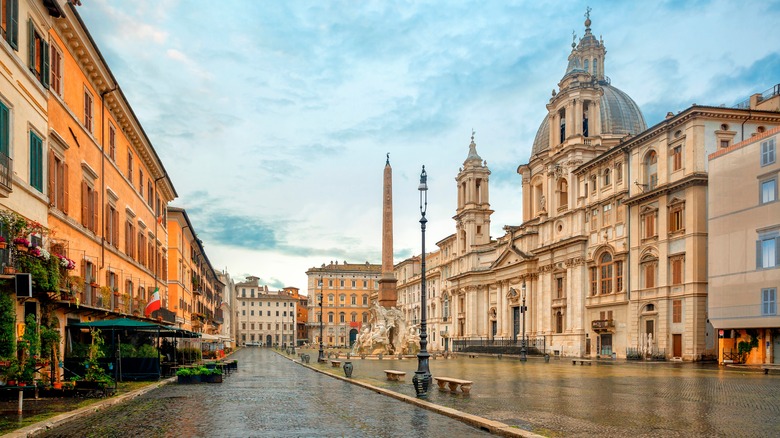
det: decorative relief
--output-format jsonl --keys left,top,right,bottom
{"left": 565, "top": 257, "right": 585, "bottom": 267}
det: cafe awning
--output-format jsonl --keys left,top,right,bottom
{"left": 69, "top": 318, "right": 201, "bottom": 338}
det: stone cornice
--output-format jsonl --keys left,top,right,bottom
{"left": 624, "top": 173, "right": 708, "bottom": 206}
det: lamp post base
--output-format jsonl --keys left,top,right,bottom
{"left": 520, "top": 348, "right": 527, "bottom": 362}
{"left": 317, "top": 350, "right": 325, "bottom": 363}
{"left": 412, "top": 371, "right": 432, "bottom": 397}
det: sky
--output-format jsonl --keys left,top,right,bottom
{"left": 77, "top": 0, "right": 780, "bottom": 294}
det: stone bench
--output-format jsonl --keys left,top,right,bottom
{"left": 330, "top": 360, "right": 342, "bottom": 367}
{"left": 762, "top": 364, "right": 780, "bottom": 374}
{"left": 572, "top": 359, "right": 593, "bottom": 365}
{"left": 383, "top": 370, "right": 406, "bottom": 381}
{"left": 467, "top": 354, "right": 479, "bottom": 358}
{"left": 434, "top": 376, "right": 473, "bottom": 394}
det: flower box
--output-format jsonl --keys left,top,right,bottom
{"left": 0, "top": 242, "right": 6, "bottom": 250}
{"left": 3, "top": 266, "right": 15, "bottom": 274}
{"left": 177, "top": 375, "right": 201, "bottom": 384}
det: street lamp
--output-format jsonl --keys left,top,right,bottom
{"left": 413, "top": 165, "right": 432, "bottom": 397}
{"left": 520, "top": 280, "right": 527, "bottom": 362}
{"left": 318, "top": 277, "right": 325, "bottom": 363}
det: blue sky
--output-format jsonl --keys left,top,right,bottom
{"left": 78, "top": 0, "right": 780, "bottom": 292}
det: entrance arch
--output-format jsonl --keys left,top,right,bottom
{"left": 349, "top": 329, "right": 358, "bottom": 347}
{"left": 265, "top": 335, "right": 272, "bottom": 346}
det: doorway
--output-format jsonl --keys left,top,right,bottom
{"left": 265, "top": 335, "right": 272, "bottom": 346}
{"left": 349, "top": 329, "right": 358, "bottom": 347}
{"left": 512, "top": 307, "right": 520, "bottom": 341}
{"left": 673, "top": 334, "right": 682, "bottom": 357}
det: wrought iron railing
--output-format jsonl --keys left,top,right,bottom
{"left": 0, "top": 152, "right": 11, "bottom": 192}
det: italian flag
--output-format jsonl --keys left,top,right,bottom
{"left": 145, "top": 287, "right": 161, "bottom": 317}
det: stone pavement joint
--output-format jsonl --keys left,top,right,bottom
{"left": 278, "top": 352, "right": 543, "bottom": 438}
{"left": 3, "top": 377, "right": 176, "bottom": 438}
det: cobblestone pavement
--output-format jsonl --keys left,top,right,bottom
{"left": 37, "top": 349, "right": 491, "bottom": 438}
{"left": 305, "top": 352, "right": 780, "bottom": 438}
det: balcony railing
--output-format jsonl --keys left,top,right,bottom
{"left": 0, "top": 152, "right": 12, "bottom": 193}
{"left": 592, "top": 319, "right": 615, "bottom": 332}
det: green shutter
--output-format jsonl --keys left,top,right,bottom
{"left": 27, "top": 19, "right": 33, "bottom": 71}
{"left": 0, "top": 102, "right": 8, "bottom": 155}
{"left": 42, "top": 40, "right": 50, "bottom": 89}
{"left": 8, "top": 0, "right": 18, "bottom": 50}
{"left": 29, "top": 131, "right": 42, "bottom": 192}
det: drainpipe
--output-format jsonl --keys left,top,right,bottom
{"left": 153, "top": 174, "right": 167, "bottom": 298}
{"left": 99, "top": 86, "right": 118, "bottom": 270}
{"left": 740, "top": 110, "right": 752, "bottom": 142}
{"left": 625, "top": 146, "right": 631, "bottom": 303}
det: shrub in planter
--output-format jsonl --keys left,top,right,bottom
{"left": 201, "top": 367, "right": 223, "bottom": 383}
{"left": 176, "top": 367, "right": 201, "bottom": 384}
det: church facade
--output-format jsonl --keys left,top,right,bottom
{"left": 396, "top": 15, "right": 780, "bottom": 360}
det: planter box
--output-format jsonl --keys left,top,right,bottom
{"left": 202, "top": 374, "right": 223, "bottom": 383}
{"left": 177, "top": 375, "right": 201, "bottom": 384}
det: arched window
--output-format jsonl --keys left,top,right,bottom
{"left": 603, "top": 168, "right": 611, "bottom": 186}
{"left": 583, "top": 102, "right": 590, "bottom": 137}
{"left": 339, "top": 312, "right": 345, "bottom": 323}
{"left": 584, "top": 59, "right": 589, "bottom": 72}
{"left": 558, "top": 178, "right": 568, "bottom": 209}
{"left": 559, "top": 109, "right": 566, "bottom": 143}
{"left": 328, "top": 312, "right": 334, "bottom": 323}
{"left": 443, "top": 295, "right": 450, "bottom": 321}
{"left": 593, "top": 58, "right": 598, "bottom": 77}
{"left": 600, "top": 253, "right": 613, "bottom": 294}
{"left": 645, "top": 151, "right": 658, "bottom": 190}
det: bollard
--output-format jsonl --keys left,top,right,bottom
{"left": 544, "top": 354, "right": 550, "bottom": 363}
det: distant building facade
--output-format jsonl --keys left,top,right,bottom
{"left": 235, "top": 276, "right": 296, "bottom": 346}
{"left": 709, "top": 93, "right": 780, "bottom": 364}
{"left": 305, "top": 261, "right": 381, "bottom": 348}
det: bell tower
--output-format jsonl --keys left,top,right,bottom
{"left": 454, "top": 131, "right": 493, "bottom": 254}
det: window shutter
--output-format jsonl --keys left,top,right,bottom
{"left": 91, "top": 189, "right": 98, "bottom": 232}
{"left": 42, "top": 39, "right": 50, "bottom": 89}
{"left": 104, "top": 203, "right": 110, "bottom": 240}
{"left": 62, "top": 162, "right": 69, "bottom": 214}
{"left": 27, "top": 19, "right": 33, "bottom": 70}
{"left": 81, "top": 181, "right": 88, "bottom": 227}
{"left": 757, "top": 240, "right": 762, "bottom": 269}
{"left": 0, "top": 103, "right": 9, "bottom": 155}
{"left": 47, "top": 150, "right": 55, "bottom": 206}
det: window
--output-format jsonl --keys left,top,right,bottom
{"left": 615, "top": 163, "right": 623, "bottom": 183}
{"left": 81, "top": 181, "right": 98, "bottom": 232}
{"left": 669, "top": 202, "right": 685, "bottom": 233}
{"left": 643, "top": 259, "right": 657, "bottom": 288}
{"left": 600, "top": 253, "right": 613, "bottom": 294}
{"left": 147, "top": 178, "right": 153, "bottom": 206}
{"left": 48, "top": 151, "right": 69, "bottom": 212}
{"left": 555, "top": 276, "right": 564, "bottom": 299}
{"left": 139, "top": 169, "right": 144, "bottom": 193}
{"left": 603, "top": 203, "right": 612, "bottom": 225}
{"left": 589, "top": 267, "right": 597, "bottom": 296}
{"left": 603, "top": 169, "right": 610, "bottom": 186}
{"left": 105, "top": 204, "right": 119, "bottom": 247}
{"left": 590, "top": 208, "right": 598, "bottom": 230}
{"left": 362, "top": 295, "right": 368, "bottom": 306}
{"left": 671, "top": 256, "right": 684, "bottom": 285}
{"left": 645, "top": 150, "right": 658, "bottom": 190}
{"left": 27, "top": 20, "right": 48, "bottom": 88}
{"left": 350, "top": 295, "right": 356, "bottom": 305}
{"left": 642, "top": 209, "right": 657, "bottom": 239}
{"left": 50, "top": 42, "right": 62, "bottom": 95}
{"left": 615, "top": 261, "right": 623, "bottom": 292}
{"left": 558, "top": 179, "right": 568, "bottom": 209}
{"left": 108, "top": 124, "right": 116, "bottom": 160}
{"left": 83, "top": 89, "right": 93, "bottom": 132}
{"left": 125, "top": 220, "right": 135, "bottom": 258}
{"left": 763, "top": 288, "right": 777, "bottom": 316}
{"left": 29, "top": 131, "right": 43, "bottom": 191}
{"left": 672, "top": 300, "right": 682, "bottom": 323}
{"left": 761, "top": 178, "right": 777, "bottom": 204}
{"left": 339, "top": 313, "right": 345, "bottom": 323}
{"left": 1, "top": 0, "right": 19, "bottom": 49}
{"left": 720, "top": 139, "right": 729, "bottom": 149}
{"left": 757, "top": 233, "right": 779, "bottom": 269}
{"left": 127, "top": 151, "right": 133, "bottom": 179}
{"left": 340, "top": 280, "right": 345, "bottom": 288}
{"left": 328, "top": 313, "right": 333, "bottom": 323}
{"left": 351, "top": 280, "right": 356, "bottom": 288}
{"left": 671, "top": 145, "right": 682, "bottom": 171}
{"left": 762, "top": 139, "right": 776, "bottom": 166}
{"left": 0, "top": 100, "right": 8, "bottom": 158}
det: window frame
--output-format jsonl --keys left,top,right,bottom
{"left": 672, "top": 299, "right": 682, "bottom": 323}
{"left": 29, "top": 130, "right": 43, "bottom": 192}
{"left": 762, "top": 288, "right": 777, "bottom": 316}
{"left": 83, "top": 87, "right": 93, "bottom": 133}
{"left": 760, "top": 139, "right": 776, "bottom": 167}
{"left": 760, "top": 177, "right": 777, "bottom": 204}
{"left": 27, "top": 18, "right": 48, "bottom": 88}
{"left": 756, "top": 232, "right": 779, "bottom": 269}
{"left": 49, "top": 40, "right": 62, "bottom": 95}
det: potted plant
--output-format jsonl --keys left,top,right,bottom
{"left": 89, "top": 276, "right": 99, "bottom": 288}
{"left": 3, "top": 358, "right": 20, "bottom": 386}
{"left": 176, "top": 367, "right": 201, "bottom": 384}
{"left": 0, "top": 236, "right": 6, "bottom": 250}
{"left": 77, "top": 328, "right": 113, "bottom": 391}
{"left": 99, "top": 286, "right": 112, "bottom": 308}
{"left": 112, "top": 287, "right": 120, "bottom": 296}
{"left": 13, "top": 237, "right": 29, "bottom": 252}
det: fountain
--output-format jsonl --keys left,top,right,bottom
{"left": 351, "top": 301, "right": 420, "bottom": 356}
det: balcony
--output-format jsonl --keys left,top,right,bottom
{"left": 592, "top": 319, "right": 615, "bottom": 333}
{"left": 193, "top": 289, "right": 202, "bottom": 296}
{"left": 0, "top": 152, "right": 11, "bottom": 195}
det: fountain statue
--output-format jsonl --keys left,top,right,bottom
{"left": 351, "top": 301, "right": 420, "bottom": 356}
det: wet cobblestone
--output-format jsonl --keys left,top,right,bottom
{"left": 309, "top": 353, "right": 780, "bottom": 437}
{"left": 38, "top": 349, "right": 490, "bottom": 438}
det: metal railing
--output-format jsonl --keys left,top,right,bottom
{"left": 0, "top": 152, "right": 11, "bottom": 192}
{"left": 733, "top": 83, "right": 780, "bottom": 109}
{"left": 452, "top": 336, "right": 546, "bottom": 354}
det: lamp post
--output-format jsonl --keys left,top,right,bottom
{"left": 413, "top": 165, "right": 432, "bottom": 397}
{"left": 318, "top": 277, "right": 325, "bottom": 363}
{"left": 520, "top": 280, "right": 527, "bottom": 362}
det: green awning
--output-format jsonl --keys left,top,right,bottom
{"left": 69, "top": 317, "right": 201, "bottom": 338}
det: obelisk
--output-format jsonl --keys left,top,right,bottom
{"left": 378, "top": 153, "right": 398, "bottom": 308}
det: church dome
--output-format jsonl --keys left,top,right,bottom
{"left": 530, "top": 83, "right": 647, "bottom": 156}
